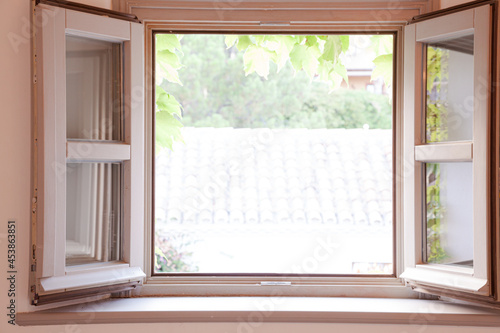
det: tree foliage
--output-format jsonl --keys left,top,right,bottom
{"left": 425, "top": 46, "right": 450, "bottom": 263}
{"left": 155, "top": 233, "right": 198, "bottom": 272}
{"left": 155, "top": 34, "right": 184, "bottom": 151}
{"left": 154, "top": 34, "right": 394, "bottom": 151}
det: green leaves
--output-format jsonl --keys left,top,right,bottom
{"left": 340, "top": 35, "right": 350, "bottom": 52}
{"left": 369, "top": 35, "right": 394, "bottom": 89}
{"left": 370, "top": 35, "right": 393, "bottom": 56}
{"left": 424, "top": 47, "right": 449, "bottom": 263}
{"left": 225, "top": 35, "right": 350, "bottom": 88}
{"left": 274, "top": 36, "right": 296, "bottom": 72}
{"left": 236, "top": 36, "right": 253, "bottom": 51}
{"left": 155, "top": 34, "right": 185, "bottom": 151}
{"left": 155, "top": 60, "right": 184, "bottom": 153}
{"left": 426, "top": 163, "right": 448, "bottom": 263}
{"left": 154, "top": 34, "right": 397, "bottom": 152}
{"left": 289, "top": 44, "right": 319, "bottom": 78}
{"left": 156, "top": 34, "right": 183, "bottom": 86}
{"left": 316, "top": 36, "right": 347, "bottom": 90}
{"left": 426, "top": 46, "right": 447, "bottom": 92}
{"left": 156, "top": 86, "right": 182, "bottom": 118}
{"left": 371, "top": 54, "right": 393, "bottom": 88}
{"left": 333, "top": 62, "right": 348, "bottom": 86}
{"left": 156, "top": 34, "right": 182, "bottom": 53}
{"left": 243, "top": 45, "right": 275, "bottom": 79}
{"left": 224, "top": 35, "right": 238, "bottom": 48}
{"left": 320, "top": 36, "right": 343, "bottom": 63}
{"left": 156, "top": 50, "right": 183, "bottom": 85}
{"left": 156, "top": 109, "right": 183, "bottom": 152}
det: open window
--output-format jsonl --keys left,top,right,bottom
{"left": 30, "top": 0, "right": 500, "bottom": 311}
{"left": 32, "top": 1, "right": 145, "bottom": 305}
{"left": 143, "top": 0, "right": 499, "bottom": 304}
{"left": 401, "top": 2, "right": 496, "bottom": 301}
{"left": 152, "top": 33, "right": 395, "bottom": 277}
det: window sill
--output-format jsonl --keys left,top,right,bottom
{"left": 401, "top": 267, "right": 489, "bottom": 294}
{"left": 17, "top": 296, "right": 500, "bottom": 326}
{"left": 39, "top": 265, "right": 145, "bottom": 293}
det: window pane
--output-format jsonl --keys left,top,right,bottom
{"left": 425, "top": 35, "right": 474, "bottom": 143}
{"left": 66, "top": 163, "right": 122, "bottom": 266}
{"left": 154, "top": 34, "right": 393, "bottom": 275}
{"left": 425, "top": 162, "right": 473, "bottom": 267}
{"left": 66, "top": 35, "right": 122, "bottom": 141}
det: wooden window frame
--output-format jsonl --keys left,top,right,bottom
{"left": 133, "top": 0, "right": 499, "bottom": 305}
{"left": 136, "top": 5, "right": 410, "bottom": 299}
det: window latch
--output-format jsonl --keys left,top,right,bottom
{"left": 260, "top": 281, "right": 291, "bottom": 286}
{"left": 259, "top": 21, "right": 290, "bottom": 26}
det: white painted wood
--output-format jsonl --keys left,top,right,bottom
{"left": 122, "top": 22, "right": 145, "bottom": 270}
{"left": 471, "top": 5, "right": 491, "bottom": 282}
{"left": 414, "top": 142, "right": 473, "bottom": 162}
{"left": 401, "top": 267, "right": 488, "bottom": 293}
{"left": 65, "top": 9, "right": 130, "bottom": 42}
{"left": 65, "top": 261, "right": 129, "bottom": 273}
{"left": 36, "top": 4, "right": 145, "bottom": 298}
{"left": 53, "top": 6, "right": 68, "bottom": 279}
{"left": 37, "top": 6, "right": 67, "bottom": 278}
{"left": 402, "top": 3, "right": 493, "bottom": 299}
{"left": 36, "top": 5, "right": 56, "bottom": 279}
{"left": 66, "top": 142, "right": 131, "bottom": 162}
{"left": 39, "top": 266, "right": 145, "bottom": 293}
{"left": 415, "top": 8, "right": 474, "bottom": 42}
{"left": 403, "top": 23, "right": 418, "bottom": 270}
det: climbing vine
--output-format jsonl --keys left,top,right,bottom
{"left": 425, "top": 46, "right": 450, "bottom": 263}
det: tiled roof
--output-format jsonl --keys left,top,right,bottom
{"left": 155, "top": 127, "right": 392, "bottom": 230}
{"left": 155, "top": 128, "right": 392, "bottom": 230}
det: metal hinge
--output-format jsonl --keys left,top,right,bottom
{"left": 31, "top": 263, "right": 36, "bottom": 272}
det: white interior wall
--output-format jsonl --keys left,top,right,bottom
{"left": 0, "top": 0, "right": 498, "bottom": 332}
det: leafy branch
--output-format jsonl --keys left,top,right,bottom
{"left": 155, "top": 34, "right": 394, "bottom": 152}
{"left": 155, "top": 34, "right": 184, "bottom": 151}
{"left": 425, "top": 46, "right": 450, "bottom": 263}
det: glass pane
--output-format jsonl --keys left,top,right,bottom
{"left": 66, "top": 163, "right": 122, "bottom": 266}
{"left": 66, "top": 35, "right": 122, "bottom": 141}
{"left": 154, "top": 34, "right": 394, "bottom": 275}
{"left": 425, "top": 162, "right": 473, "bottom": 267}
{"left": 425, "top": 35, "right": 474, "bottom": 143}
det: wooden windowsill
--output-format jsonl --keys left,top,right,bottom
{"left": 16, "top": 297, "right": 500, "bottom": 326}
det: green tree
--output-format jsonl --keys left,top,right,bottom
{"left": 154, "top": 34, "right": 394, "bottom": 150}
{"left": 157, "top": 34, "right": 393, "bottom": 131}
